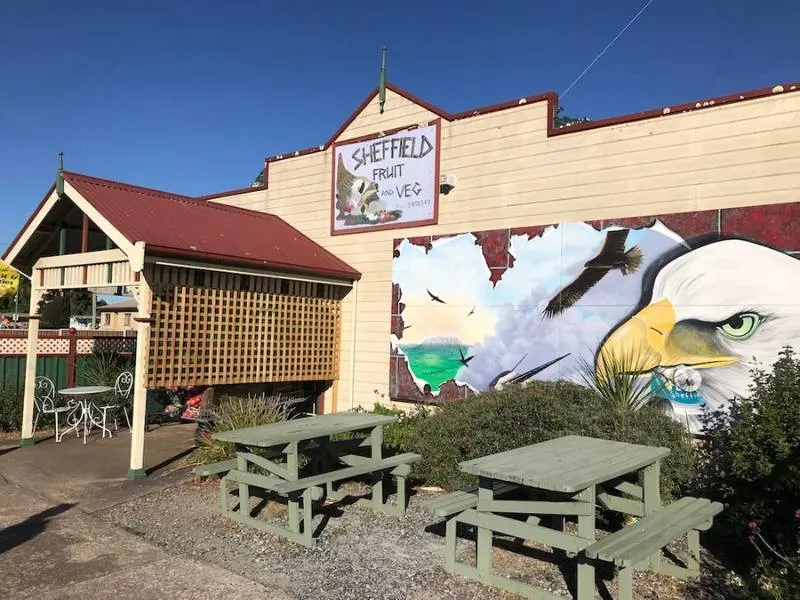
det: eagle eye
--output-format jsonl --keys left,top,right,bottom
{"left": 718, "top": 312, "right": 761, "bottom": 341}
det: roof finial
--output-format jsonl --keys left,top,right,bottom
{"left": 56, "top": 152, "right": 65, "bottom": 197}
{"left": 378, "top": 47, "right": 387, "bottom": 114}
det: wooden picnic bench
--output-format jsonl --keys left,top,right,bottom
{"left": 211, "top": 412, "right": 421, "bottom": 547}
{"left": 584, "top": 496, "right": 723, "bottom": 600}
{"left": 423, "top": 435, "right": 723, "bottom": 600}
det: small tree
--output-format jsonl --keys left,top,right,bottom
{"left": 37, "top": 289, "right": 104, "bottom": 328}
{"left": 554, "top": 106, "right": 591, "bottom": 128}
{"left": 697, "top": 346, "right": 800, "bottom": 593}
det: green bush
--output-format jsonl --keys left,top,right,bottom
{"left": 78, "top": 351, "right": 134, "bottom": 387}
{"left": 371, "top": 402, "right": 431, "bottom": 452}
{"left": 695, "top": 346, "right": 800, "bottom": 589}
{"left": 402, "top": 380, "right": 695, "bottom": 497}
{"left": 0, "top": 386, "right": 22, "bottom": 432}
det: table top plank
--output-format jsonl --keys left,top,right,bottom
{"left": 459, "top": 435, "right": 670, "bottom": 493}
{"left": 59, "top": 385, "right": 114, "bottom": 395}
{"left": 212, "top": 412, "right": 397, "bottom": 447}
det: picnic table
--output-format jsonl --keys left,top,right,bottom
{"left": 211, "top": 411, "right": 421, "bottom": 547}
{"left": 423, "top": 435, "right": 723, "bottom": 600}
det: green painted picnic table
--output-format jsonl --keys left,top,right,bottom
{"left": 448, "top": 435, "right": 670, "bottom": 600}
{"left": 213, "top": 411, "right": 421, "bottom": 547}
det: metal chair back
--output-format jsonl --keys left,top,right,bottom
{"left": 34, "top": 376, "right": 56, "bottom": 412}
{"left": 115, "top": 371, "right": 134, "bottom": 400}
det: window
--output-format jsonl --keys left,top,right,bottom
{"left": 103, "top": 313, "right": 111, "bottom": 326}
{"left": 124, "top": 313, "right": 131, "bottom": 327}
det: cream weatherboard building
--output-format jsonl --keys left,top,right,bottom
{"left": 208, "top": 81, "right": 800, "bottom": 415}
{"left": 5, "top": 80, "right": 800, "bottom": 477}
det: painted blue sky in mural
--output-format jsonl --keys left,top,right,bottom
{"left": 392, "top": 220, "right": 687, "bottom": 391}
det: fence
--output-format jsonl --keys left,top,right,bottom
{"left": 0, "top": 329, "right": 137, "bottom": 396}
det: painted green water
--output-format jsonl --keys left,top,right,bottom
{"left": 399, "top": 343, "right": 469, "bottom": 391}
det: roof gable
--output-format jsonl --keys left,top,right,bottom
{"left": 5, "top": 172, "right": 359, "bottom": 281}
{"left": 63, "top": 172, "right": 359, "bottom": 280}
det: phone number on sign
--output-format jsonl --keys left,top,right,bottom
{"left": 406, "top": 198, "right": 432, "bottom": 209}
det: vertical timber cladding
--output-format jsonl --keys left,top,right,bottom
{"left": 146, "top": 265, "right": 344, "bottom": 389}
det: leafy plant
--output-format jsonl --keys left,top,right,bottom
{"left": 0, "top": 385, "right": 23, "bottom": 432}
{"left": 191, "top": 393, "right": 289, "bottom": 466}
{"left": 577, "top": 344, "right": 657, "bottom": 412}
{"left": 370, "top": 402, "right": 431, "bottom": 452}
{"left": 696, "top": 346, "right": 800, "bottom": 589}
{"left": 78, "top": 351, "right": 133, "bottom": 386}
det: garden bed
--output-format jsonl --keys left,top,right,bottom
{"left": 96, "top": 479, "right": 743, "bottom": 600}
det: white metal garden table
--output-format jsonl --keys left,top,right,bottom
{"left": 58, "top": 385, "right": 114, "bottom": 444}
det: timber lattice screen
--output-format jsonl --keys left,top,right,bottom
{"left": 146, "top": 266, "right": 344, "bottom": 389}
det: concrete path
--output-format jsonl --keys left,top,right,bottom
{"left": 0, "top": 426, "right": 293, "bottom": 599}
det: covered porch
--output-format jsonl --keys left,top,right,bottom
{"left": 2, "top": 167, "right": 359, "bottom": 478}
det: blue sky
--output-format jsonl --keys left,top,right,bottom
{"left": 1, "top": 0, "right": 797, "bottom": 253}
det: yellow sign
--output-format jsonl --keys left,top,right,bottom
{"left": 0, "top": 261, "right": 20, "bottom": 298}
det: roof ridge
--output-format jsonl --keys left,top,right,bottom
{"left": 63, "top": 171, "right": 195, "bottom": 200}
{"left": 63, "top": 170, "right": 285, "bottom": 222}
{"left": 63, "top": 169, "right": 355, "bottom": 272}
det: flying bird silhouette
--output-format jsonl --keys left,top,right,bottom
{"left": 466, "top": 306, "right": 476, "bottom": 316}
{"left": 458, "top": 347, "right": 475, "bottom": 368}
{"left": 427, "top": 289, "right": 446, "bottom": 304}
{"left": 542, "top": 229, "right": 643, "bottom": 318}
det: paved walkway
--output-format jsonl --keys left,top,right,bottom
{"left": 0, "top": 425, "right": 292, "bottom": 599}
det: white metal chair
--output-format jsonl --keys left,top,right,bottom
{"left": 95, "top": 371, "right": 134, "bottom": 436}
{"left": 33, "top": 376, "right": 80, "bottom": 442}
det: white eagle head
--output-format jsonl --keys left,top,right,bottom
{"left": 597, "top": 239, "right": 800, "bottom": 425}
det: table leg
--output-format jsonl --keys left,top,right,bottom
{"left": 576, "top": 486, "right": 596, "bottom": 600}
{"left": 370, "top": 425, "right": 384, "bottom": 510}
{"left": 285, "top": 442, "right": 301, "bottom": 533}
{"left": 476, "top": 477, "right": 493, "bottom": 575}
{"left": 83, "top": 401, "right": 89, "bottom": 445}
{"left": 237, "top": 453, "right": 250, "bottom": 517}
{"left": 643, "top": 461, "right": 662, "bottom": 571}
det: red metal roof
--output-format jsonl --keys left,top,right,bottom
{"left": 62, "top": 171, "right": 360, "bottom": 281}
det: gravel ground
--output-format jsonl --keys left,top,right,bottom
{"left": 97, "top": 478, "right": 741, "bottom": 600}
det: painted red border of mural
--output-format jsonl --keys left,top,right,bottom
{"left": 389, "top": 201, "right": 800, "bottom": 403}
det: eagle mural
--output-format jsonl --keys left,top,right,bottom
{"left": 598, "top": 238, "right": 800, "bottom": 432}
{"left": 390, "top": 211, "right": 799, "bottom": 433}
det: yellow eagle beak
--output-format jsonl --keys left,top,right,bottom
{"left": 597, "top": 299, "right": 737, "bottom": 376}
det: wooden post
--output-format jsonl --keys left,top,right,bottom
{"left": 81, "top": 214, "right": 89, "bottom": 284}
{"left": 66, "top": 329, "right": 77, "bottom": 387}
{"left": 128, "top": 278, "right": 152, "bottom": 479}
{"left": 21, "top": 274, "right": 42, "bottom": 445}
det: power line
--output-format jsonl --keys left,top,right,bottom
{"left": 561, "top": 0, "right": 658, "bottom": 99}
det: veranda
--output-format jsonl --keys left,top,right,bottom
{"left": 2, "top": 168, "right": 359, "bottom": 477}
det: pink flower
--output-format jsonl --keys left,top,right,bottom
{"left": 795, "top": 508, "right": 800, "bottom": 519}
{"left": 748, "top": 521, "right": 759, "bottom": 531}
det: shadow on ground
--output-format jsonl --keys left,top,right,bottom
{"left": 0, "top": 503, "right": 75, "bottom": 555}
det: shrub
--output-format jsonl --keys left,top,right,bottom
{"left": 696, "top": 346, "right": 800, "bottom": 587}
{"left": 370, "top": 402, "right": 431, "bottom": 452}
{"left": 403, "top": 380, "right": 695, "bottom": 496}
{"left": 0, "top": 386, "right": 22, "bottom": 432}
{"left": 191, "top": 393, "right": 288, "bottom": 465}
{"left": 78, "top": 351, "right": 134, "bottom": 387}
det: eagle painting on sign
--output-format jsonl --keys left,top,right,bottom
{"left": 390, "top": 202, "right": 800, "bottom": 434}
